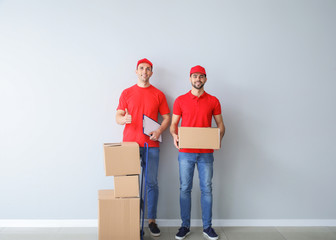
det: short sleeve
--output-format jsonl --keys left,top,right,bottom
{"left": 159, "top": 93, "right": 170, "bottom": 115}
{"left": 117, "top": 89, "right": 127, "bottom": 111}
{"left": 213, "top": 97, "right": 221, "bottom": 115}
{"left": 173, "top": 97, "right": 182, "bottom": 115}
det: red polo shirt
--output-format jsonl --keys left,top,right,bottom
{"left": 173, "top": 91, "right": 221, "bottom": 153}
{"left": 117, "top": 84, "right": 170, "bottom": 147}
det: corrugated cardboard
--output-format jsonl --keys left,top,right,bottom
{"left": 178, "top": 127, "right": 220, "bottom": 149}
{"left": 98, "top": 190, "right": 140, "bottom": 240}
{"left": 114, "top": 175, "right": 139, "bottom": 198}
{"left": 103, "top": 142, "right": 140, "bottom": 176}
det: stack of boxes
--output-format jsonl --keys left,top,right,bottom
{"left": 98, "top": 142, "right": 141, "bottom": 240}
{"left": 97, "top": 128, "right": 220, "bottom": 239}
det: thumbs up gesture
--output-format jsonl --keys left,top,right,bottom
{"left": 124, "top": 108, "right": 132, "bottom": 124}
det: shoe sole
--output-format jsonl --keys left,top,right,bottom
{"left": 175, "top": 231, "right": 190, "bottom": 240}
{"left": 149, "top": 231, "right": 161, "bottom": 237}
{"left": 203, "top": 231, "right": 219, "bottom": 240}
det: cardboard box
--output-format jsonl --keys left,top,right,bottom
{"left": 103, "top": 142, "right": 140, "bottom": 176}
{"left": 114, "top": 175, "right": 139, "bottom": 198}
{"left": 98, "top": 190, "right": 140, "bottom": 240}
{"left": 178, "top": 127, "right": 220, "bottom": 149}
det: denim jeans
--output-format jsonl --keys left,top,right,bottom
{"left": 178, "top": 152, "right": 214, "bottom": 229}
{"left": 140, "top": 147, "right": 160, "bottom": 219}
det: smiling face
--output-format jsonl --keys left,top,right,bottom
{"left": 136, "top": 63, "right": 153, "bottom": 83}
{"left": 190, "top": 73, "right": 207, "bottom": 90}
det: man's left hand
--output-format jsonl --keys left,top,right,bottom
{"left": 149, "top": 130, "right": 161, "bottom": 141}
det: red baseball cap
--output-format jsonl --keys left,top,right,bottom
{"left": 136, "top": 58, "right": 153, "bottom": 69}
{"left": 190, "top": 65, "right": 206, "bottom": 76}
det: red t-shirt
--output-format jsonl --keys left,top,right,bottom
{"left": 173, "top": 91, "right": 221, "bottom": 153}
{"left": 117, "top": 84, "right": 170, "bottom": 147}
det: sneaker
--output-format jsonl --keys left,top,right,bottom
{"left": 148, "top": 222, "right": 161, "bottom": 237}
{"left": 175, "top": 227, "right": 190, "bottom": 240}
{"left": 203, "top": 227, "right": 219, "bottom": 240}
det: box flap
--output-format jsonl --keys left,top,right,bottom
{"left": 98, "top": 190, "right": 115, "bottom": 200}
{"left": 120, "top": 142, "right": 139, "bottom": 147}
{"left": 103, "top": 143, "right": 122, "bottom": 147}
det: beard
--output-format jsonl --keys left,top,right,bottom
{"left": 192, "top": 81, "right": 204, "bottom": 89}
{"left": 140, "top": 76, "right": 150, "bottom": 82}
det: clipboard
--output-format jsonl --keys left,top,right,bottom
{"left": 143, "top": 114, "right": 162, "bottom": 142}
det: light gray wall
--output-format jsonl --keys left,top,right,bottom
{"left": 1, "top": 0, "right": 336, "bottom": 220}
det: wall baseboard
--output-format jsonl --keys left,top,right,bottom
{"left": 1, "top": 219, "right": 336, "bottom": 227}
{"left": 0, "top": 220, "right": 97, "bottom": 228}
{"left": 156, "top": 219, "right": 336, "bottom": 227}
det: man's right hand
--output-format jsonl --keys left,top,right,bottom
{"left": 124, "top": 108, "right": 132, "bottom": 124}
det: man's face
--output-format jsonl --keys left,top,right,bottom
{"left": 136, "top": 63, "right": 153, "bottom": 82}
{"left": 190, "top": 73, "right": 207, "bottom": 89}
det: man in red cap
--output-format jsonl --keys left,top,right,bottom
{"left": 170, "top": 65, "right": 225, "bottom": 240}
{"left": 116, "top": 58, "right": 170, "bottom": 236}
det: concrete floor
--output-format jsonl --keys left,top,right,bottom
{"left": 1, "top": 226, "right": 336, "bottom": 240}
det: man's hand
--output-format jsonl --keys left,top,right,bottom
{"left": 170, "top": 114, "right": 181, "bottom": 149}
{"left": 116, "top": 109, "right": 132, "bottom": 125}
{"left": 124, "top": 108, "right": 132, "bottom": 124}
{"left": 149, "top": 129, "right": 161, "bottom": 141}
{"left": 172, "top": 133, "right": 179, "bottom": 149}
{"left": 214, "top": 114, "right": 225, "bottom": 149}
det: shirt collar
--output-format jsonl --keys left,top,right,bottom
{"left": 188, "top": 90, "right": 207, "bottom": 100}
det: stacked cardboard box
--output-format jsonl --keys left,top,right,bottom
{"left": 99, "top": 142, "right": 141, "bottom": 240}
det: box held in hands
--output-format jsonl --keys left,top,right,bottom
{"left": 178, "top": 127, "right": 220, "bottom": 149}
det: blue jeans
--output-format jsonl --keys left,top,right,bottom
{"left": 178, "top": 152, "right": 214, "bottom": 229}
{"left": 140, "top": 147, "right": 160, "bottom": 220}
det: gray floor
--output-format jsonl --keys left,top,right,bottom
{"left": 1, "top": 227, "right": 336, "bottom": 240}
